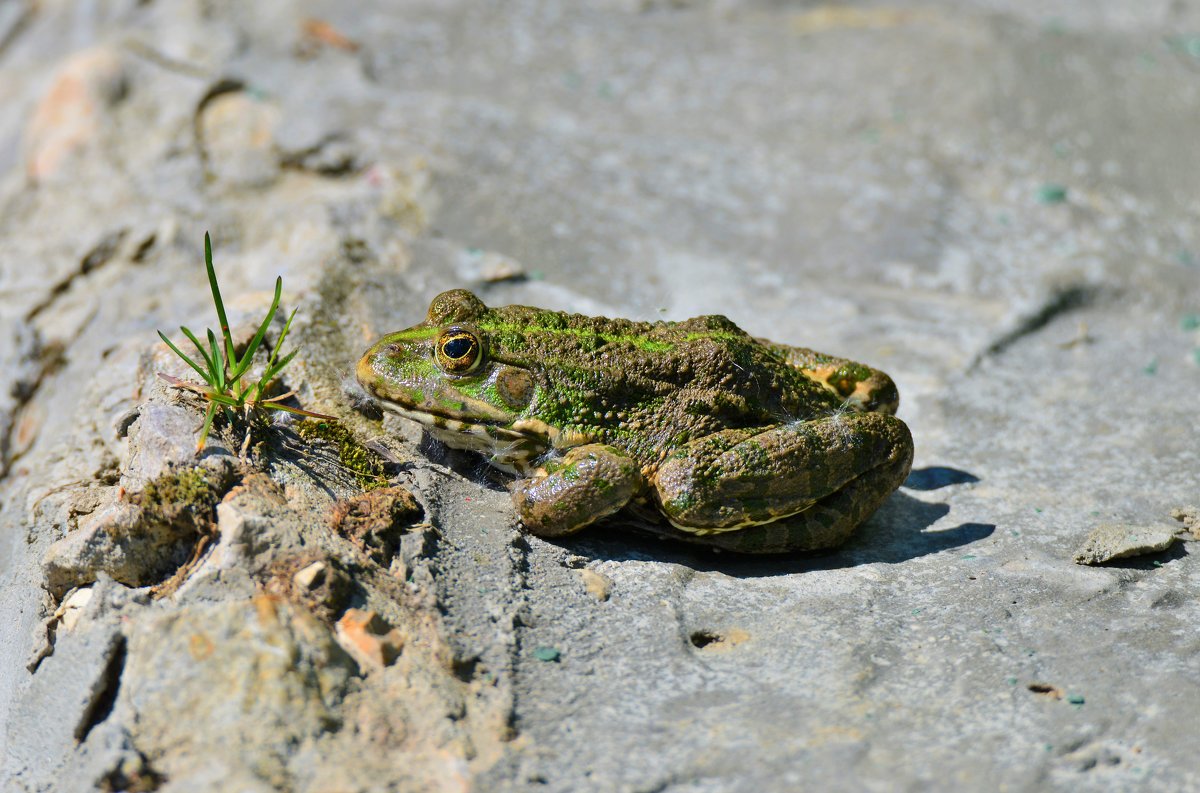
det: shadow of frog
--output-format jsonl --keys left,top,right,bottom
{"left": 563, "top": 470, "right": 992, "bottom": 578}
{"left": 904, "top": 466, "right": 980, "bottom": 491}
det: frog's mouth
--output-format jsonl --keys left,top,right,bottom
{"left": 371, "top": 397, "right": 563, "bottom": 475}
{"left": 358, "top": 349, "right": 589, "bottom": 473}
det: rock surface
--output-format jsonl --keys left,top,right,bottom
{"left": 2, "top": 1, "right": 1199, "bottom": 791}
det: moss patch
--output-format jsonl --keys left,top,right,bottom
{"left": 132, "top": 467, "right": 221, "bottom": 527}
{"left": 137, "top": 468, "right": 211, "bottom": 505}
{"left": 296, "top": 418, "right": 389, "bottom": 491}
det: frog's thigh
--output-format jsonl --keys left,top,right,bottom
{"left": 512, "top": 444, "right": 642, "bottom": 538}
{"left": 755, "top": 339, "right": 900, "bottom": 414}
{"left": 655, "top": 413, "right": 913, "bottom": 537}
{"left": 681, "top": 437, "right": 913, "bottom": 553}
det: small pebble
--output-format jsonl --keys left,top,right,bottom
{"left": 293, "top": 561, "right": 327, "bottom": 590}
{"left": 578, "top": 568, "right": 612, "bottom": 602}
{"left": 533, "top": 646, "right": 561, "bottom": 662}
{"left": 1072, "top": 523, "right": 1180, "bottom": 565}
{"left": 57, "top": 586, "right": 94, "bottom": 632}
{"left": 335, "top": 609, "right": 405, "bottom": 669}
{"left": 1036, "top": 183, "right": 1068, "bottom": 204}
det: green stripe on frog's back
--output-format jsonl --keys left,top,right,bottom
{"left": 477, "top": 306, "right": 750, "bottom": 356}
{"left": 381, "top": 326, "right": 440, "bottom": 342}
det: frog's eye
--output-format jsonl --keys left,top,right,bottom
{"left": 435, "top": 328, "right": 483, "bottom": 375}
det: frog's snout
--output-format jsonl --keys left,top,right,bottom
{"left": 356, "top": 343, "right": 390, "bottom": 395}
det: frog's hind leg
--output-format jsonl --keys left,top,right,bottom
{"left": 654, "top": 412, "right": 913, "bottom": 554}
{"left": 682, "top": 443, "right": 912, "bottom": 554}
{"left": 755, "top": 339, "right": 900, "bottom": 415}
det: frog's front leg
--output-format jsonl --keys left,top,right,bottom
{"left": 512, "top": 444, "right": 643, "bottom": 537}
{"left": 653, "top": 412, "right": 913, "bottom": 553}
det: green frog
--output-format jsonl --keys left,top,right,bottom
{"left": 357, "top": 290, "right": 913, "bottom": 553}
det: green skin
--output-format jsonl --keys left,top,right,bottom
{"left": 357, "top": 290, "right": 913, "bottom": 554}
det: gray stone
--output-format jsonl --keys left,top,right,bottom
{"left": 119, "top": 598, "right": 354, "bottom": 788}
{"left": 41, "top": 501, "right": 151, "bottom": 598}
{"left": 121, "top": 404, "right": 205, "bottom": 487}
{"left": 0, "top": 321, "right": 45, "bottom": 477}
{"left": 5, "top": 623, "right": 126, "bottom": 790}
{"left": 198, "top": 91, "right": 283, "bottom": 189}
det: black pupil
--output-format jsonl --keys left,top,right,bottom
{"left": 443, "top": 336, "right": 474, "bottom": 360}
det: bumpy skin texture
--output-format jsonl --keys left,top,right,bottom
{"left": 357, "top": 290, "right": 913, "bottom": 554}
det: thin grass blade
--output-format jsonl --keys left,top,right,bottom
{"left": 261, "top": 389, "right": 297, "bottom": 403}
{"left": 157, "top": 331, "right": 211, "bottom": 382}
{"left": 197, "top": 402, "right": 217, "bottom": 451}
{"left": 265, "top": 306, "right": 298, "bottom": 371}
{"left": 261, "top": 402, "right": 336, "bottom": 420}
{"left": 156, "top": 372, "right": 214, "bottom": 395}
{"left": 204, "top": 232, "right": 237, "bottom": 366}
{"left": 207, "top": 329, "right": 228, "bottom": 393}
{"left": 230, "top": 275, "right": 282, "bottom": 381}
{"left": 179, "top": 326, "right": 216, "bottom": 381}
{"left": 205, "top": 391, "right": 243, "bottom": 407}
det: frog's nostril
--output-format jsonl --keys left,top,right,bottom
{"left": 385, "top": 343, "right": 402, "bottom": 355}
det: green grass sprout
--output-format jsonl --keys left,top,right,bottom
{"left": 157, "top": 232, "right": 334, "bottom": 455}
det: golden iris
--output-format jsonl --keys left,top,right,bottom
{"left": 435, "top": 328, "right": 482, "bottom": 374}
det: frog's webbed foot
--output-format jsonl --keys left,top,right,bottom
{"left": 512, "top": 444, "right": 643, "bottom": 538}
{"left": 654, "top": 412, "right": 913, "bottom": 553}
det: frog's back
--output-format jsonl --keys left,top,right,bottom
{"left": 479, "top": 305, "right": 840, "bottom": 448}
{"left": 482, "top": 305, "right": 802, "bottom": 389}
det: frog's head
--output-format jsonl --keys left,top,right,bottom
{"left": 357, "top": 289, "right": 564, "bottom": 472}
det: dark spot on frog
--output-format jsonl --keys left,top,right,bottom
{"left": 865, "top": 379, "right": 899, "bottom": 411}
{"left": 830, "top": 377, "right": 856, "bottom": 397}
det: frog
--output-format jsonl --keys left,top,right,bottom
{"left": 356, "top": 289, "right": 913, "bottom": 554}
